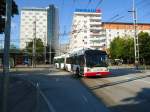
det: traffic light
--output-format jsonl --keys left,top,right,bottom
{"left": 0, "top": 0, "right": 18, "bottom": 33}
{"left": 0, "top": 0, "right": 6, "bottom": 15}
{"left": 0, "top": 0, "right": 6, "bottom": 33}
{"left": 0, "top": 16, "right": 5, "bottom": 33}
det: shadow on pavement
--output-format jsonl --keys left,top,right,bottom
{"left": 0, "top": 73, "right": 82, "bottom": 112}
{"left": 109, "top": 88, "right": 150, "bottom": 112}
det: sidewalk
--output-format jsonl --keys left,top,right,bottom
{"left": 0, "top": 64, "right": 54, "bottom": 73}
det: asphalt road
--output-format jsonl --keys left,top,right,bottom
{"left": 82, "top": 67, "right": 150, "bottom": 112}
{"left": 0, "top": 68, "right": 110, "bottom": 112}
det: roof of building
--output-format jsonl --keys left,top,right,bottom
{"left": 21, "top": 5, "right": 56, "bottom": 11}
{"left": 102, "top": 22, "right": 150, "bottom": 25}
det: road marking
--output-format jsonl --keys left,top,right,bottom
{"left": 82, "top": 95, "right": 88, "bottom": 103}
{"left": 39, "top": 89, "right": 56, "bottom": 112}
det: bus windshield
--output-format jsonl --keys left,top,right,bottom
{"left": 85, "top": 51, "right": 108, "bottom": 67}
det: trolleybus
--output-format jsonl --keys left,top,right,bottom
{"left": 65, "top": 49, "right": 111, "bottom": 77}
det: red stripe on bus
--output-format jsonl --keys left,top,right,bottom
{"left": 84, "top": 71, "right": 111, "bottom": 77}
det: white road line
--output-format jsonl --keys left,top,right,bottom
{"left": 39, "top": 89, "right": 56, "bottom": 112}
{"left": 82, "top": 95, "right": 88, "bottom": 103}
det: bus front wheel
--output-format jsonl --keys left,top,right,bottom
{"left": 75, "top": 67, "right": 80, "bottom": 77}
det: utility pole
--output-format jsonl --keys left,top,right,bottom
{"left": 2, "top": 0, "right": 12, "bottom": 112}
{"left": 32, "top": 19, "right": 36, "bottom": 67}
{"left": 129, "top": 0, "right": 139, "bottom": 64}
{"left": 44, "top": 33, "right": 47, "bottom": 64}
{"left": 32, "top": 38, "right": 34, "bottom": 67}
{"left": 49, "top": 39, "right": 51, "bottom": 64}
{"left": 133, "top": 0, "right": 139, "bottom": 64}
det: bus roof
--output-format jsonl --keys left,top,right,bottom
{"left": 69, "top": 49, "right": 107, "bottom": 56}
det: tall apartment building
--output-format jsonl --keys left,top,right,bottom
{"left": 103, "top": 22, "right": 150, "bottom": 48}
{"left": 69, "top": 9, "right": 105, "bottom": 51}
{"left": 20, "top": 5, "right": 59, "bottom": 51}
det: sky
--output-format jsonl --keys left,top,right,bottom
{"left": 1, "top": 0, "right": 150, "bottom": 48}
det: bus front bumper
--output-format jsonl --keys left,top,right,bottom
{"left": 84, "top": 71, "right": 111, "bottom": 77}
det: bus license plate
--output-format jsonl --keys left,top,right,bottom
{"left": 96, "top": 74, "right": 101, "bottom": 76}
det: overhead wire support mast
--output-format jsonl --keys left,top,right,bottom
{"left": 33, "top": 18, "right": 36, "bottom": 68}
{"left": 129, "top": 0, "right": 139, "bottom": 64}
{"left": 2, "top": 0, "right": 12, "bottom": 112}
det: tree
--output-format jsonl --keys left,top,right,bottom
{"left": 25, "top": 38, "right": 44, "bottom": 63}
{"left": 0, "top": 0, "right": 19, "bottom": 33}
{"left": 25, "top": 38, "right": 44, "bottom": 54}
{"left": 138, "top": 31, "right": 150, "bottom": 64}
{"left": 109, "top": 36, "right": 134, "bottom": 63}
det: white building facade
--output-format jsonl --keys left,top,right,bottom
{"left": 20, "top": 5, "right": 59, "bottom": 50}
{"left": 69, "top": 9, "right": 106, "bottom": 51}
{"left": 103, "top": 22, "right": 150, "bottom": 48}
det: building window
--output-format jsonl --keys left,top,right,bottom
{"left": 74, "top": 25, "right": 77, "bottom": 28}
{"left": 84, "top": 25, "right": 87, "bottom": 28}
{"left": 84, "top": 21, "right": 87, "bottom": 23}
{"left": 25, "top": 15, "right": 29, "bottom": 18}
{"left": 84, "top": 42, "right": 87, "bottom": 44}
{"left": 39, "top": 15, "right": 43, "bottom": 18}
{"left": 84, "top": 36, "right": 87, "bottom": 38}
{"left": 42, "top": 18, "right": 46, "bottom": 21}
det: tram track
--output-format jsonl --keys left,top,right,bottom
{"left": 81, "top": 73, "right": 150, "bottom": 112}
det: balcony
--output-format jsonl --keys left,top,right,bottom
{"left": 90, "top": 17, "right": 101, "bottom": 20}
{"left": 90, "top": 22, "right": 102, "bottom": 25}
{"left": 90, "top": 33, "right": 106, "bottom": 37}
{"left": 90, "top": 27, "right": 102, "bottom": 30}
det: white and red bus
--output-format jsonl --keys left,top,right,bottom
{"left": 65, "top": 49, "right": 111, "bottom": 77}
{"left": 54, "top": 55, "right": 65, "bottom": 69}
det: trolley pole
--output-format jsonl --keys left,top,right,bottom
{"left": 2, "top": 0, "right": 12, "bottom": 112}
